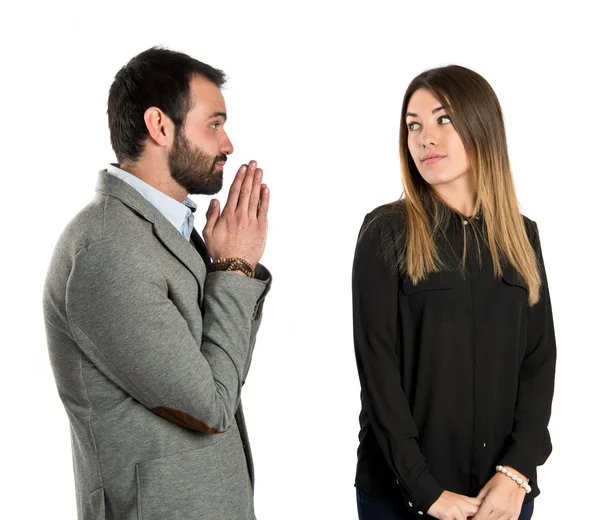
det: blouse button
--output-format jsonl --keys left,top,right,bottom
{"left": 408, "top": 502, "right": 413, "bottom": 507}
{"left": 463, "top": 219, "right": 468, "bottom": 225}
{"left": 418, "top": 512, "right": 424, "bottom": 515}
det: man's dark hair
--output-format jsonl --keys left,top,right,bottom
{"left": 107, "top": 46, "right": 226, "bottom": 162}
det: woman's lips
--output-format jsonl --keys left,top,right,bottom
{"left": 422, "top": 155, "right": 445, "bottom": 165}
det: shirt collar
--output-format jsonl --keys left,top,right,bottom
{"left": 423, "top": 196, "right": 483, "bottom": 234}
{"left": 106, "top": 164, "right": 196, "bottom": 236}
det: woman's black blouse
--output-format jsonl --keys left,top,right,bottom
{"left": 352, "top": 203, "right": 556, "bottom": 516}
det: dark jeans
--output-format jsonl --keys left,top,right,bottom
{"left": 356, "top": 488, "right": 534, "bottom": 520}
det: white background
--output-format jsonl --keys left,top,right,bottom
{"left": 1, "top": 1, "right": 598, "bottom": 518}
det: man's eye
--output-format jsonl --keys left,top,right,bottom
{"left": 210, "top": 122, "right": 221, "bottom": 129}
{"left": 407, "top": 122, "right": 421, "bottom": 131}
{"left": 439, "top": 115, "right": 451, "bottom": 124}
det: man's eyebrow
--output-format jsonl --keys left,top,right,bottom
{"left": 209, "top": 111, "right": 227, "bottom": 121}
{"left": 406, "top": 106, "right": 446, "bottom": 118}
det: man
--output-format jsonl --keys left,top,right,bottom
{"left": 43, "top": 47, "right": 271, "bottom": 520}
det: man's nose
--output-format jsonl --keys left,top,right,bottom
{"left": 221, "top": 132, "right": 234, "bottom": 155}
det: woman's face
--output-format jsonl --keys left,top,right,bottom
{"left": 406, "top": 88, "right": 470, "bottom": 189}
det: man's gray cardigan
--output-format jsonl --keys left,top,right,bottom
{"left": 43, "top": 171, "right": 271, "bottom": 520}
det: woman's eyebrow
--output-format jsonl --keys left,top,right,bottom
{"left": 406, "top": 106, "right": 446, "bottom": 118}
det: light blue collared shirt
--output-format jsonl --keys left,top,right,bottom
{"left": 106, "top": 164, "right": 197, "bottom": 240}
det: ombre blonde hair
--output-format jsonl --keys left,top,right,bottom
{"left": 388, "top": 65, "right": 541, "bottom": 305}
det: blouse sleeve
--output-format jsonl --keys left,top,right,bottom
{"left": 352, "top": 211, "right": 444, "bottom": 513}
{"left": 501, "top": 221, "right": 557, "bottom": 486}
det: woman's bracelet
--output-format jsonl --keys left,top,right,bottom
{"left": 211, "top": 257, "right": 255, "bottom": 278}
{"left": 495, "top": 465, "right": 532, "bottom": 493}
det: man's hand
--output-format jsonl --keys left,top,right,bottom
{"left": 203, "top": 160, "right": 269, "bottom": 268}
{"left": 472, "top": 470, "right": 527, "bottom": 520}
{"left": 428, "top": 491, "right": 481, "bottom": 520}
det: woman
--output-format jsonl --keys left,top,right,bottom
{"left": 352, "top": 65, "right": 555, "bottom": 520}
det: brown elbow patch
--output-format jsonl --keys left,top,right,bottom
{"left": 152, "top": 406, "right": 228, "bottom": 434}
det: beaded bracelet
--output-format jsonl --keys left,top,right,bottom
{"left": 211, "top": 257, "right": 255, "bottom": 279}
{"left": 495, "top": 465, "right": 532, "bottom": 493}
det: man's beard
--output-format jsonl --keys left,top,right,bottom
{"left": 168, "top": 129, "right": 225, "bottom": 195}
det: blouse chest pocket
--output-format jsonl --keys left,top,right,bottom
{"left": 499, "top": 266, "right": 529, "bottom": 311}
{"left": 401, "top": 270, "right": 462, "bottom": 295}
{"left": 400, "top": 270, "right": 465, "bottom": 319}
{"left": 500, "top": 266, "right": 528, "bottom": 291}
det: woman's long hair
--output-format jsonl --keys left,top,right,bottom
{"left": 391, "top": 65, "right": 541, "bottom": 304}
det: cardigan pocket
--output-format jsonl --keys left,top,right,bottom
{"left": 135, "top": 444, "right": 224, "bottom": 520}
{"left": 88, "top": 487, "right": 106, "bottom": 520}
{"left": 135, "top": 433, "right": 253, "bottom": 520}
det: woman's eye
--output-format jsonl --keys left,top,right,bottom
{"left": 439, "top": 115, "right": 451, "bottom": 124}
{"left": 408, "top": 122, "right": 421, "bottom": 131}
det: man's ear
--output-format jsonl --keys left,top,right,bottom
{"left": 143, "top": 107, "right": 175, "bottom": 147}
